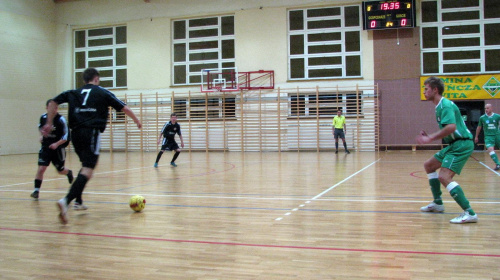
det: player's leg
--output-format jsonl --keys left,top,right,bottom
{"left": 420, "top": 155, "right": 444, "bottom": 212}
{"left": 32, "top": 148, "right": 50, "bottom": 200}
{"left": 341, "top": 134, "right": 349, "bottom": 154}
{"left": 70, "top": 167, "right": 92, "bottom": 211}
{"left": 154, "top": 150, "right": 164, "bottom": 167}
{"left": 57, "top": 128, "right": 98, "bottom": 224}
{"left": 334, "top": 130, "right": 340, "bottom": 154}
{"left": 54, "top": 146, "right": 83, "bottom": 210}
{"left": 170, "top": 143, "right": 181, "bottom": 167}
{"left": 439, "top": 140, "right": 477, "bottom": 223}
{"left": 32, "top": 165, "right": 48, "bottom": 200}
{"left": 496, "top": 135, "right": 500, "bottom": 170}
{"left": 154, "top": 141, "right": 168, "bottom": 167}
{"left": 485, "top": 137, "right": 500, "bottom": 169}
{"left": 54, "top": 148, "right": 73, "bottom": 184}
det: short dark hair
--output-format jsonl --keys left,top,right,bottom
{"left": 424, "top": 76, "right": 444, "bottom": 95}
{"left": 46, "top": 99, "right": 53, "bottom": 107}
{"left": 170, "top": 113, "right": 177, "bottom": 117}
{"left": 83, "top": 68, "right": 100, "bottom": 83}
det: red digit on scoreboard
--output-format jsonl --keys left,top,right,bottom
{"left": 371, "top": 20, "right": 376, "bottom": 28}
{"left": 401, "top": 18, "right": 407, "bottom": 26}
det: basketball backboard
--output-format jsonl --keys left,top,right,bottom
{"left": 201, "top": 68, "right": 275, "bottom": 92}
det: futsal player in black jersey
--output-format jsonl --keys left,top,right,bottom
{"left": 31, "top": 99, "right": 74, "bottom": 201}
{"left": 154, "top": 113, "right": 184, "bottom": 167}
{"left": 41, "top": 68, "right": 142, "bottom": 224}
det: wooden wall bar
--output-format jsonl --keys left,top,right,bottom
{"left": 61, "top": 85, "right": 379, "bottom": 152}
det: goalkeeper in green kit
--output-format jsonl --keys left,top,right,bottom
{"left": 475, "top": 103, "right": 500, "bottom": 171}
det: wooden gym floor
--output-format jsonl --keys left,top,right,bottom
{"left": 0, "top": 150, "right": 499, "bottom": 279}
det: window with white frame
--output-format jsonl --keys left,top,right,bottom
{"left": 288, "top": 92, "right": 362, "bottom": 117}
{"left": 420, "top": 0, "right": 500, "bottom": 75}
{"left": 74, "top": 26, "right": 127, "bottom": 89}
{"left": 172, "top": 16, "right": 235, "bottom": 85}
{"left": 174, "top": 96, "right": 236, "bottom": 119}
{"left": 288, "top": 5, "right": 362, "bottom": 80}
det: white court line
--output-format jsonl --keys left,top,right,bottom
{"left": 311, "top": 159, "right": 381, "bottom": 200}
{"left": 275, "top": 158, "right": 381, "bottom": 221}
{"left": 0, "top": 165, "right": 152, "bottom": 189}
{"left": 477, "top": 161, "right": 500, "bottom": 176}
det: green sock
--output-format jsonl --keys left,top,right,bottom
{"left": 429, "top": 178, "right": 442, "bottom": 205}
{"left": 448, "top": 184, "right": 475, "bottom": 215}
{"left": 491, "top": 153, "right": 500, "bottom": 165}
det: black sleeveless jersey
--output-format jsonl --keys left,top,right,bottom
{"left": 39, "top": 113, "right": 70, "bottom": 147}
{"left": 53, "top": 84, "right": 126, "bottom": 132}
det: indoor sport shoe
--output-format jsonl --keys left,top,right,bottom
{"left": 73, "top": 203, "right": 88, "bottom": 211}
{"left": 345, "top": 150, "right": 350, "bottom": 154}
{"left": 30, "top": 191, "right": 39, "bottom": 200}
{"left": 450, "top": 211, "right": 478, "bottom": 224}
{"left": 170, "top": 162, "right": 177, "bottom": 167}
{"left": 495, "top": 164, "right": 500, "bottom": 171}
{"left": 335, "top": 150, "right": 338, "bottom": 154}
{"left": 67, "top": 170, "right": 74, "bottom": 184}
{"left": 154, "top": 162, "right": 158, "bottom": 168}
{"left": 420, "top": 202, "right": 445, "bottom": 213}
{"left": 56, "top": 198, "right": 69, "bottom": 224}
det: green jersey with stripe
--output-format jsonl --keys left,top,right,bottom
{"left": 478, "top": 113, "right": 500, "bottom": 137}
{"left": 435, "top": 97, "right": 473, "bottom": 144}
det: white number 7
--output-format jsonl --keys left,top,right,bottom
{"left": 81, "top": 89, "right": 91, "bottom": 106}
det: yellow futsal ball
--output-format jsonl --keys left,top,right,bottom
{"left": 129, "top": 195, "right": 146, "bottom": 212}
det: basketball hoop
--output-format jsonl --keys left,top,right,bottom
{"left": 201, "top": 67, "right": 240, "bottom": 93}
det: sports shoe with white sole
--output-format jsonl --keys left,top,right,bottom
{"left": 450, "top": 211, "right": 478, "bottom": 224}
{"left": 56, "top": 198, "right": 69, "bottom": 224}
{"left": 450, "top": 211, "right": 479, "bottom": 224}
{"left": 73, "top": 202, "right": 88, "bottom": 211}
{"left": 420, "top": 202, "right": 445, "bottom": 213}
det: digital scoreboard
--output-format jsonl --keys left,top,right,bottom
{"left": 362, "top": 0, "right": 416, "bottom": 30}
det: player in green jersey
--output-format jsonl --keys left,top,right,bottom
{"left": 416, "top": 76, "right": 478, "bottom": 224}
{"left": 474, "top": 103, "right": 500, "bottom": 171}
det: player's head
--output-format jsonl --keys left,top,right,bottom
{"left": 46, "top": 99, "right": 53, "bottom": 107}
{"left": 83, "top": 68, "right": 100, "bottom": 84}
{"left": 485, "top": 103, "right": 492, "bottom": 115}
{"left": 170, "top": 113, "right": 178, "bottom": 122}
{"left": 337, "top": 109, "right": 342, "bottom": 116}
{"left": 424, "top": 76, "right": 444, "bottom": 95}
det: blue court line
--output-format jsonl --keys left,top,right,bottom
{"left": 7, "top": 197, "right": 500, "bottom": 216}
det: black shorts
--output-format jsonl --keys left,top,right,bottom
{"left": 161, "top": 139, "right": 179, "bottom": 151}
{"left": 71, "top": 127, "right": 101, "bottom": 169}
{"left": 334, "top": 128, "right": 345, "bottom": 140}
{"left": 38, "top": 146, "right": 66, "bottom": 171}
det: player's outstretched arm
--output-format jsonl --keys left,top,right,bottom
{"left": 121, "top": 106, "right": 142, "bottom": 129}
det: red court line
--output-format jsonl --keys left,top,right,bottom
{"left": 2, "top": 227, "right": 499, "bottom": 258}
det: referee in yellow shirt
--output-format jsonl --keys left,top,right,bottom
{"left": 332, "top": 109, "right": 350, "bottom": 154}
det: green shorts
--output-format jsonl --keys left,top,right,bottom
{"left": 434, "top": 139, "right": 474, "bottom": 175}
{"left": 484, "top": 134, "right": 500, "bottom": 149}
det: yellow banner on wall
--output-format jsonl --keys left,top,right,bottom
{"left": 420, "top": 74, "right": 500, "bottom": 100}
